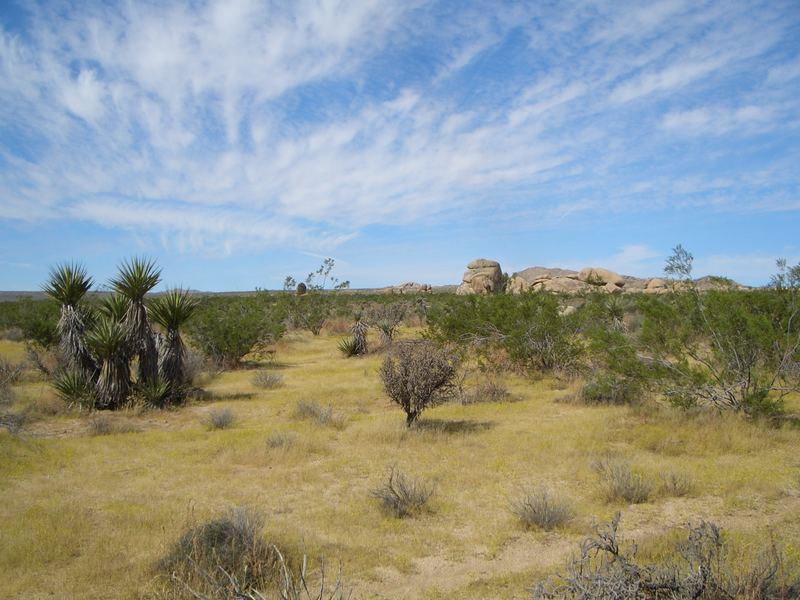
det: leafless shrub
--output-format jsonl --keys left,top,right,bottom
{"left": 0, "top": 358, "right": 21, "bottom": 407}
{"left": 371, "top": 467, "right": 434, "bottom": 518}
{"left": 379, "top": 341, "right": 458, "bottom": 426}
{"left": 0, "top": 412, "right": 26, "bottom": 434}
{"left": 206, "top": 408, "right": 236, "bottom": 430}
{"left": 266, "top": 432, "right": 296, "bottom": 450}
{"left": 660, "top": 472, "right": 694, "bottom": 498}
{"left": 592, "top": 457, "right": 653, "bottom": 504}
{"left": 293, "top": 400, "right": 345, "bottom": 429}
{"left": 511, "top": 487, "right": 574, "bottom": 531}
{"left": 532, "top": 513, "right": 800, "bottom": 599}
{"left": 252, "top": 371, "right": 283, "bottom": 389}
{"left": 183, "top": 348, "right": 210, "bottom": 386}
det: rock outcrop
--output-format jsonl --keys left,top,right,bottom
{"left": 382, "top": 282, "right": 432, "bottom": 294}
{"left": 456, "top": 259, "right": 503, "bottom": 295}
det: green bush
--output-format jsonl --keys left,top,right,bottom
{"left": 187, "top": 296, "right": 285, "bottom": 368}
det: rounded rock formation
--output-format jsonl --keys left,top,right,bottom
{"left": 456, "top": 259, "right": 503, "bottom": 295}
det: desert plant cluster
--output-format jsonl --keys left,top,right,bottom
{"left": 0, "top": 250, "right": 799, "bottom": 598}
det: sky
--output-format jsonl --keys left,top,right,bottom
{"left": 1, "top": 0, "right": 799, "bottom": 291}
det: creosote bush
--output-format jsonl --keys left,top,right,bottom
{"left": 206, "top": 407, "right": 236, "bottom": 430}
{"left": 592, "top": 457, "right": 653, "bottom": 504}
{"left": 252, "top": 370, "right": 283, "bottom": 389}
{"left": 371, "top": 467, "right": 434, "bottom": 518}
{"left": 511, "top": 487, "right": 574, "bottom": 531}
{"left": 379, "top": 341, "right": 458, "bottom": 426}
{"left": 532, "top": 513, "right": 800, "bottom": 599}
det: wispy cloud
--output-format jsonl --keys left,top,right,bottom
{"left": 0, "top": 0, "right": 798, "bottom": 266}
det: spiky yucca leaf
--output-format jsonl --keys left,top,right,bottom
{"left": 133, "top": 377, "right": 169, "bottom": 408}
{"left": 86, "top": 318, "right": 131, "bottom": 409}
{"left": 52, "top": 369, "right": 95, "bottom": 409}
{"left": 338, "top": 337, "right": 360, "bottom": 357}
{"left": 150, "top": 289, "right": 198, "bottom": 404}
{"left": 99, "top": 294, "right": 130, "bottom": 323}
{"left": 42, "top": 263, "right": 93, "bottom": 307}
{"left": 110, "top": 257, "right": 161, "bottom": 301}
{"left": 110, "top": 257, "right": 161, "bottom": 385}
{"left": 149, "top": 289, "right": 199, "bottom": 330}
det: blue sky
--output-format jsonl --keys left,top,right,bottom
{"left": 1, "top": 0, "right": 799, "bottom": 291}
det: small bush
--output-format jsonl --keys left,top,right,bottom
{"left": 206, "top": 407, "right": 236, "bottom": 430}
{"left": 511, "top": 487, "right": 574, "bottom": 531}
{"left": 266, "top": 431, "right": 296, "bottom": 450}
{"left": 592, "top": 457, "right": 653, "bottom": 504}
{"left": 0, "top": 327, "right": 24, "bottom": 341}
{"left": 371, "top": 467, "right": 434, "bottom": 518}
{"left": 462, "top": 379, "right": 511, "bottom": 404}
{"left": 157, "top": 507, "right": 279, "bottom": 597}
{"left": 87, "top": 414, "right": 138, "bottom": 436}
{"left": 252, "top": 371, "right": 283, "bottom": 389}
{"left": 578, "top": 371, "right": 641, "bottom": 405}
{"left": 532, "top": 513, "right": 800, "bottom": 599}
{"left": 293, "top": 400, "right": 345, "bottom": 429}
{"left": 380, "top": 341, "right": 458, "bottom": 426}
{"left": 660, "top": 471, "right": 694, "bottom": 497}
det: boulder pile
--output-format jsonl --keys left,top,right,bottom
{"left": 382, "top": 282, "right": 433, "bottom": 294}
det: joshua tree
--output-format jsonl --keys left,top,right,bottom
{"left": 110, "top": 257, "right": 161, "bottom": 385}
{"left": 149, "top": 288, "right": 199, "bottom": 404}
{"left": 42, "top": 263, "right": 98, "bottom": 379}
{"left": 86, "top": 317, "right": 130, "bottom": 409}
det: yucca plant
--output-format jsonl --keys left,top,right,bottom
{"left": 99, "top": 293, "right": 130, "bottom": 323}
{"left": 52, "top": 368, "right": 95, "bottom": 410}
{"left": 149, "top": 288, "right": 199, "bottom": 404}
{"left": 86, "top": 317, "right": 131, "bottom": 409}
{"left": 351, "top": 318, "right": 368, "bottom": 355}
{"left": 42, "top": 263, "right": 98, "bottom": 379}
{"left": 110, "top": 257, "right": 161, "bottom": 385}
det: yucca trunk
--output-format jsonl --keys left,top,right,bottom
{"left": 95, "top": 354, "right": 131, "bottom": 410}
{"left": 127, "top": 301, "right": 158, "bottom": 385}
{"left": 159, "top": 328, "right": 188, "bottom": 403}
{"left": 351, "top": 319, "right": 368, "bottom": 355}
{"left": 58, "top": 304, "right": 98, "bottom": 379}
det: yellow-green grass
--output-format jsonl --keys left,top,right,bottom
{"left": 1, "top": 332, "right": 799, "bottom": 599}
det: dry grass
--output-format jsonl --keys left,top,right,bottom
{"left": 0, "top": 333, "right": 799, "bottom": 599}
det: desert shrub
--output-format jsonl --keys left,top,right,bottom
{"left": 371, "top": 467, "right": 434, "bottom": 518}
{"left": 0, "top": 298, "right": 60, "bottom": 348}
{"left": 51, "top": 368, "right": 95, "bottom": 409}
{"left": 284, "top": 293, "right": 336, "bottom": 336}
{"left": 157, "top": 507, "right": 280, "bottom": 598}
{"left": 0, "top": 327, "right": 24, "bottom": 341}
{"left": 532, "top": 513, "right": 800, "bottom": 599}
{"left": 187, "top": 296, "right": 286, "bottom": 368}
{"left": 660, "top": 471, "right": 694, "bottom": 497}
{"left": 592, "top": 457, "right": 653, "bottom": 504}
{"left": 0, "top": 360, "right": 22, "bottom": 410}
{"left": 510, "top": 487, "right": 574, "bottom": 531}
{"left": 252, "top": 371, "right": 283, "bottom": 389}
{"left": 266, "top": 431, "right": 296, "bottom": 450}
{"left": 578, "top": 371, "right": 642, "bottom": 405}
{"left": 633, "top": 250, "right": 800, "bottom": 418}
{"left": 427, "top": 293, "right": 582, "bottom": 375}
{"left": 461, "top": 379, "right": 511, "bottom": 404}
{"left": 379, "top": 340, "right": 458, "bottom": 426}
{"left": 206, "top": 408, "right": 236, "bottom": 430}
{"left": 87, "top": 414, "right": 137, "bottom": 436}
{"left": 366, "top": 302, "right": 408, "bottom": 345}
{"left": 293, "top": 400, "right": 345, "bottom": 429}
